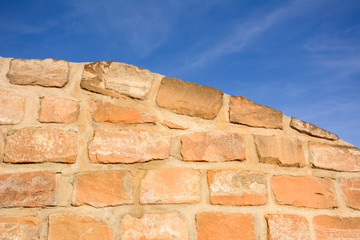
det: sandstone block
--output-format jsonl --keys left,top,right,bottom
{"left": 0, "top": 172, "right": 56, "bottom": 207}
{"left": 91, "top": 101, "right": 155, "bottom": 124}
{"left": 7, "top": 58, "right": 69, "bottom": 87}
{"left": 48, "top": 214, "right": 112, "bottom": 240}
{"left": 162, "top": 120, "right": 187, "bottom": 129}
{"left": 0, "top": 90, "right": 25, "bottom": 125}
{"left": 254, "top": 135, "right": 305, "bottom": 167}
{"left": 39, "top": 97, "right": 79, "bottom": 123}
{"left": 290, "top": 117, "right": 338, "bottom": 140}
{"left": 4, "top": 127, "right": 77, "bottom": 163}
{"left": 310, "top": 143, "right": 360, "bottom": 172}
{"left": 342, "top": 177, "right": 360, "bottom": 210}
{"left": 229, "top": 96, "right": 283, "bottom": 129}
{"left": 266, "top": 214, "right": 311, "bottom": 240}
{"left": 81, "top": 61, "right": 154, "bottom": 99}
{"left": 121, "top": 212, "right": 188, "bottom": 240}
{"left": 196, "top": 212, "right": 256, "bottom": 240}
{"left": 0, "top": 216, "right": 38, "bottom": 240}
{"left": 271, "top": 175, "right": 336, "bottom": 209}
{"left": 140, "top": 168, "right": 200, "bottom": 204}
{"left": 88, "top": 128, "right": 171, "bottom": 163}
{"left": 208, "top": 170, "right": 267, "bottom": 206}
{"left": 181, "top": 132, "right": 245, "bottom": 162}
{"left": 73, "top": 170, "right": 133, "bottom": 207}
{"left": 156, "top": 77, "right": 223, "bottom": 120}
{"left": 313, "top": 215, "right": 360, "bottom": 240}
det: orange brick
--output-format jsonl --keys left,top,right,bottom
{"left": 39, "top": 97, "right": 79, "bottom": 123}
{"left": 0, "top": 89, "right": 25, "bottom": 124}
{"left": 162, "top": 120, "right": 187, "bottom": 129}
{"left": 0, "top": 216, "right": 38, "bottom": 240}
{"left": 313, "top": 215, "right": 360, "bottom": 240}
{"left": 266, "top": 214, "right": 310, "bottom": 240}
{"left": 342, "top": 177, "right": 360, "bottom": 210}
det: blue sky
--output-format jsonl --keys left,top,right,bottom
{"left": 1, "top": 0, "right": 359, "bottom": 147}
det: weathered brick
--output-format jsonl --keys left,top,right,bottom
{"left": 91, "top": 101, "right": 156, "bottom": 124}
{"left": 310, "top": 143, "right": 360, "bottom": 172}
{"left": 0, "top": 89, "right": 25, "bottom": 125}
{"left": 121, "top": 212, "right": 188, "bottom": 240}
{"left": 229, "top": 95, "right": 283, "bottom": 129}
{"left": 88, "top": 128, "right": 171, "bottom": 163}
{"left": 73, "top": 170, "right": 133, "bottom": 207}
{"left": 271, "top": 175, "right": 336, "bottom": 209}
{"left": 342, "top": 177, "right": 360, "bottom": 210}
{"left": 266, "top": 214, "right": 310, "bottom": 240}
{"left": 196, "top": 212, "right": 256, "bottom": 240}
{"left": 140, "top": 168, "right": 200, "bottom": 204}
{"left": 162, "top": 120, "right": 187, "bottom": 129}
{"left": 254, "top": 135, "right": 305, "bottom": 167}
{"left": 81, "top": 61, "right": 154, "bottom": 99}
{"left": 0, "top": 216, "right": 38, "bottom": 240}
{"left": 0, "top": 172, "right": 56, "bottom": 207}
{"left": 290, "top": 117, "right": 338, "bottom": 140}
{"left": 7, "top": 58, "right": 69, "bottom": 87}
{"left": 4, "top": 127, "right": 77, "bottom": 163}
{"left": 39, "top": 97, "right": 79, "bottom": 123}
{"left": 208, "top": 170, "right": 267, "bottom": 206}
{"left": 313, "top": 215, "right": 360, "bottom": 240}
{"left": 156, "top": 77, "right": 223, "bottom": 120}
{"left": 48, "top": 214, "right": 112, "bottom": 240}
{"left": 181, "top": 132, "right": 245, "bottom": 162}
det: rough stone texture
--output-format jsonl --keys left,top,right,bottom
{"left": 48, "top": 214, "right": 112, "bottom": 240}
{"left": 89, "top": 129, "right": 171, "bottom": 163}
{"left": 196, "top": 212, "right": 256, "bottom": 240}
{"left": 7, "top": 58, "right": 69, "bottom": 87}
{"left": 290, "top": 117, "right": 339, "bottom": 140}
{"left": 0, "top": 216, "right": 38, "bottom": 240}
{"left": 208, "top": 170, "right": 267, "bottom": 206}
{"left": 4, "top": 127, "right": 77, "bottom": 163}
{"left": 342, "top": 177, "right": 360, "bottom": 210}
{"left": 229, "top": 95, "right": 283, "bottom": 129}
{"left": 91, "top": 101, "right": 156, "bottom": 124}
{"left": 140, "top": 168, "right": 200, "bottom": 204}
{"left": 156, "top": 77, "right": 223, "bottom": 120}
{"left": 73, "top": 170, "right": 133, "bottom": 207}
{"left": 39, "top": 97, "right": 79, "bottom": 123}
{"left": 181, "top": 132, "right": 245, "bottom": 162}
{"left": 310, "top": 143, "right": 360, "bottom": 172}
{"left": 162, "top": 120, "right": 187, "bottom": 129}
{"left": 313, "top": 215, "right": 360, "bottom": 240}
{"left": 254, "top": 135, "right": 305, "bottom": 167}
{"left": 271, "top": 175, "right": 336, "bottom": 209}
{"left": 266, "top": 214, "right": 311, "bottom": 240}
{"left": 121, "top": 212, "right": 188, "bottom": 240}
{"left": 0, "top": 172, "right": 56, "bottom": 207}
{"left": 0, "top": 90, "right": 26, "bottom": 125}
{"left": 81, "top": 61, "right": 154, "bottom": 99}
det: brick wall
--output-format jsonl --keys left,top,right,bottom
{"left": 0, "top": 57, "right": 360, "bottom": 240}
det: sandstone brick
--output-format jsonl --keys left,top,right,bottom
{"left": 73, "top": 170, "right": 133, "bottom": 207}
{"left": 140, "top": 168, "right": 200, "bottom": 204}
{"left": 310, "top": 143, "right": 360, "bottom": 172}
{"left": 121, "top": 212, "right": 188, "bottom": 240}
{"left": 196, "top": 212, "right": 256, "bottom": 240}
{"left": 7, "top": 58, "right": 69, "bottom": 87}
{"left": 156, "top": 77, "right": 223, "bottom": 120}
{"left": 162, "top": 120, "right": 187, "bottom": 129}
{"left": 342, "top": 177, "right": 360, "bottom": 210}
{"left": 313, "top": 215, "right": 360, "bottom": 240}
{"left": 181, "top": 132, "right": 245, "bottom": 162}
{"left": 38, "top": 97, "right": 79, "bottom": 123}
{"left": 81, "top": 61, "right": 154, "bottom": 99}
{"left": 0, "top": 89, "right": 25, "bottom": 125}
{"left": 266, "top": 214, "right": 310, "bottom": 240}
{"left": 254, "top": 135, "right": 305, "bottom": 167}
{"left": 0, "top": 216, "right": 38, "bottom": 240}
{"left": 290, "top": 117, "right": 338, "bottom": 140}
{"left": 208, "top": 170, "right": 267, "bottom": 206}
{"left": 4, "top": 127, "right": 77, "bottom": 163}
{"left": 88, "top": 128, "right": 171, "bottom": 163}
{"left": 48, "top": 214, "right": 112, "bottom": 240}
{"left": 229, "top": 95, "right": 283, "bottom": 129}
{"left": 91, "top": 101, "right": 156, "bottom": 124}
{"left": 271, "top": 175, "right": 336, "bottom": 209}
{"left": 0, "top": 172, "right": 56, "bottom": 207}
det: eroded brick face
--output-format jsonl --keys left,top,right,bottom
{"left": 313, "top": 215, "right": 360, "bottom": 240}
{"left": 342, "top": 177, "right": 360, "bottom": 210}
{"left": 39, "top": 96, "right": 79, "bottom": 123}
{"left": 0, "top": 217, "right": 38, "bottom": 240}
{"left": 0, "top": 90, "right": 25, "bottom": 125}
{"left": 266, "top": 214, "right": 311, "bottom": 240}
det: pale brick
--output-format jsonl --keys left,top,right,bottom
{"left": 290, "top": 117, "right": 338, "bottom": 140}
{"left": 39, "top": 97, "right": 79, "bottom": 123}
{"left": 0, "top": 216, "right": 38, "bottom": 240}
{"left": 0, "top": 89, "right": 25, "bottom": 124}
{"left": 313, "top": 215, "right": 360, "bottom": 240}
{"left": 162, "top": 120, "right": 187, "bottom": 129}
{"left": 342, "top": 177, "right": 360, "bottom": 210}
{"left": 266, "top": 214, "right": 311, "bottom": 240}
